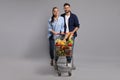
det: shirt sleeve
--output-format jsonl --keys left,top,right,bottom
{"left": 48, "top": 20, "right": 52, "bottom": 32}
{"left": 61, "top": 17, "right": 64, "bottom": 32}
{"left": 74, "top": 14, "right": 80, "bottom": 28}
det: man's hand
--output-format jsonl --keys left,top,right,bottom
{"left": 70, "top": 27, "right": 79, "bottom": 35}
{"left": 70, "top": 31, "right": 74, "bottom": 35}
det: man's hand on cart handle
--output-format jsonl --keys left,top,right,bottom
{"left": 63, "top": 32, "right": 74, "bottom": 41}
{"left": 69, "top": 31, "right": 74, "bottom": 36}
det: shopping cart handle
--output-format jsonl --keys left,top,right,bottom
{"left": 55, "top": 33, "right": 65, "bottom": 36}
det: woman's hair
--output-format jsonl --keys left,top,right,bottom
{"left": 51, "top": 7, "right": 58, "bottom": 23}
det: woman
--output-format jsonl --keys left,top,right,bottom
{"left": 48, "top": 7, "right": 64, "bottom": 66}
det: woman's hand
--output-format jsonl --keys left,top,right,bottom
{"left": 61, "top": 32, "right": 65, "bottom": 35}
{"left": 50, "top": 30, "right": 59, "bottom": 35}
{"left": 53, "top": 32, "right": 60, "bottom": 35}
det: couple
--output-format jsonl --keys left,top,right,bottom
{"left": 48, "top": 3, "right": 80, "bottom": 68}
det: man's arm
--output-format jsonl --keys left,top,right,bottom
{"left": 71, "top": 27, "right": 79, "bottom": 34}
{"left": 71, "top": 14, "right": 80, "bottom": 34}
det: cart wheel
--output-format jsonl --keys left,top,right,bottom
{"left": 58, "top": 72, "right": 61, "bottom": 76}
{"left": 72, "top": 66, "right": 76, "bottom": 70}
{"left": 68, "top": 72, "right": 72, "bottom": 76}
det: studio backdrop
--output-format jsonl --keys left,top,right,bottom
{"left": 0, "top": 0, "right": 120, "bottom": 60}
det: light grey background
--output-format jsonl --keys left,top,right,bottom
{"left": 0, "top": 0, "right": 120, "bottom": 80}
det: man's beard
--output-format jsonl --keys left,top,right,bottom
{"left": 65, "top": 10, "right": 70, "bottom": 13}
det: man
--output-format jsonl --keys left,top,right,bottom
{"left": 61, "top": 3, "right": 80, "bottom": 69}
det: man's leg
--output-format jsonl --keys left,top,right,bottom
{"left": 66, "top": 37, "right": 75, "bottom": 67}
{"left": 71, "top": 37, "right": 76, "bottom": 70}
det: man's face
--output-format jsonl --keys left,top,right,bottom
{"left": 64, "top": 5, "right": 71, "bottom": 13}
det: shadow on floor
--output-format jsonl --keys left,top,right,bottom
{"left": 35, "top": 64, "right": 58, "bottom": 76}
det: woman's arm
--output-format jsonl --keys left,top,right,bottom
{"left": 50, "top": 30, "right": 59, "bottom": 35}
{"left": 48, "top": 21, "right": 59, "bottom": 35}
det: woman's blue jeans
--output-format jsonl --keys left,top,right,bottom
{"left": 49, "top": 36, "right": 55, "bottom": 60}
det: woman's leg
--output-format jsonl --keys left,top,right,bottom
{"left": 49, "top": 38, "right": 55, "bottom": 66}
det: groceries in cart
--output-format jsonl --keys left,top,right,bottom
{"left": 55, "top": 32, "right": 73, "bottom": 56}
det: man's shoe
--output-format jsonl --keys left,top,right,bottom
{"left": 67, "top": 63, "right": 72, "bottom": 68}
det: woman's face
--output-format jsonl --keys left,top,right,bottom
{"left": 53, "top": 8, "right": 59, "bottom": 17}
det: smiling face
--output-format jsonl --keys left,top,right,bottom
{"left": 64, "top": 5, "right": 71, "bottom": 13}
{"left": 52, "top": 7, "right": 59, "bottom": 17}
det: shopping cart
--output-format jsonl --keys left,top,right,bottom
{"left": 54, "top": 35, "right": 74, "bottom": 76}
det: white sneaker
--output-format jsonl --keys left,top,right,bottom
{"left": 67, "top": 63, "right": 72, "bottom": 67}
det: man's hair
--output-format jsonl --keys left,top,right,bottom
{"left": 64, "top": 3, "right": 70, "bottom": 7}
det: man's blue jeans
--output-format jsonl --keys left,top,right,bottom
{"left": 66, "top": 36, "right": 75, "bottom": 63}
